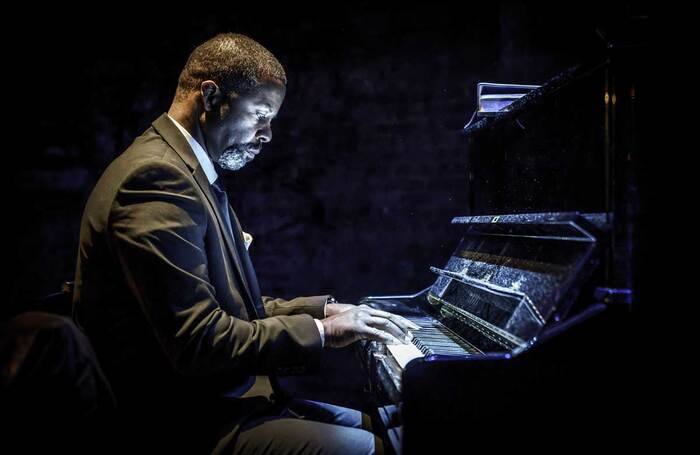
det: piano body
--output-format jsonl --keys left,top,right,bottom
{"left": 356, "top": 52, "right": 641, "bottom": 452}
{"left": 359, "top": 212, "right": 613, "bottom": 451}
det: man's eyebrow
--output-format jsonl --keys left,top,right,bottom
{"left": 256, "top": 103, "right": 277, "bottom": 118}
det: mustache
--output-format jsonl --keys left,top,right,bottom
{"left": 224, "top": 142, "right": 261, "bottom": 153}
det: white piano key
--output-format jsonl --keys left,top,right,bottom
{"left": 387, "top": 342, "right": 425, "bottom": 369}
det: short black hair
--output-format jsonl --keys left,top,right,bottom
{"left": 175, "top": 33, "right": 286, "bottom": 100}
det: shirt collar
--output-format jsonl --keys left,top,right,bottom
{"left": 167, "top": 114, "right": 219, "bottom": 185}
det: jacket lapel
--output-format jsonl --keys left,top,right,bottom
{"left": 193, "top": 166, "right": 257, "bottom": 308}
{"left": 227, "top": 204, "right": 265, "bottom": 317}
{"left": 151, "top": 113, "right": 259, "bottom": 318}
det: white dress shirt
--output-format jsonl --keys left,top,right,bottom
{"left": 166, "top": 115, "right": 325, "bottom": 346}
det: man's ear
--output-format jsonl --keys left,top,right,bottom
{"left": 200, "top": 80, "right": 223, "bottom": 112}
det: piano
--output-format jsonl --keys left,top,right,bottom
{"left": 355, "top": 49, "right": 642, "bottom": 452}
{"left": 358, "top": 212, "right": 615, "bottom": 451}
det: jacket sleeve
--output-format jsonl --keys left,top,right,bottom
{"left": 107, "top": 159, "right": 322, "bottom": 377}
{"left": 261, "top": 295, "right": 328, "bottom": 319}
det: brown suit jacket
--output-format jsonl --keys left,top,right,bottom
{"left": 72, "top": 114, "right": 327, "bottom": 441}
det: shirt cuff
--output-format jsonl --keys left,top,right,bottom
{"left": 314, "top": 318, "right": 325, "bottom": 348}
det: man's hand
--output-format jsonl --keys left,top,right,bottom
{"left": 321, "top": 306, "right": 421, "bottom": 348}
{"left": 325, "top": 302, "right": 356, "bottom": 317}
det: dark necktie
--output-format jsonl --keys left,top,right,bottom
{"left": 211, "top": 180, "right": 235, "bottom": 239}
{"left": 210, "top": 180, "right": 265, "bottom": 319}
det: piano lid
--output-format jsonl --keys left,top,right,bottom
{"left": 428, "top": 212, "right": 606, "bottom": 352}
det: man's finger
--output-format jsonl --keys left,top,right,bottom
{"left": 395, "top": 315, "right": 421, "bottom": 331}
{"left": 363, "top": 308, "right": 421, "bottom": 332}
{"left": 366, "top": 316, "right": 412, "bottom": 342}
{"left": 363, "top": 325, "right": 405, "bottom": 345}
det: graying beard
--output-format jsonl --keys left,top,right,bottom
{"left": 218, "top": 149, "right": 248, "bottom": 171}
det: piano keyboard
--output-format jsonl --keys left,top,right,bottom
{"left": 386, "top": 315, "right": 480, "bottom": 369}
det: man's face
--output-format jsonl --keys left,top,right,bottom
{"left": 202, "top": 79, "right": 285, "bottom": 171}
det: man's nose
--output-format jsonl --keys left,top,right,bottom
{"left": 256, "top": 124, "right": 272, "bottom": 143}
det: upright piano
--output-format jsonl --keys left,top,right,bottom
{"left": 358, "top": 212, "right": 613, "bottom": 452}
{"left": 356, "top": 52, "right": 642, "bottom": 452}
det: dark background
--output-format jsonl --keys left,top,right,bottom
{"left": 8, "top": 3, "right": 649, "bottom": 318}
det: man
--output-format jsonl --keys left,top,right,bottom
{"left": 72, "top": 33, "right": 418, "bottom": 453}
